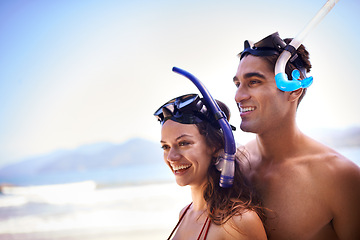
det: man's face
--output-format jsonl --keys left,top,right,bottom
{"left": 233, "top": 55, "right": 291, "bottom": 134}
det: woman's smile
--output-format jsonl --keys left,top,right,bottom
{"left": 161, "top": 120, "right": 213, "bottom": 187}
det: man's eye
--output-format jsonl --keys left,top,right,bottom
{"left": 234, "top": 82, "right": 240, "bottom": 88}
{"left": 249, "top": 80, "right": 260, "bottom": 85}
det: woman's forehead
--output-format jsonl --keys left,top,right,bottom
{"left": 161, "top": 120, "right": 200, "bottom": 140}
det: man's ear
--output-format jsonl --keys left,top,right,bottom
{"left": 288, "top": 88, "right": 303, "bottom": 103}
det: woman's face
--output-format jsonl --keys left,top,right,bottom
{"left": 160, "top": 120, "right": 214, "bottom": 188}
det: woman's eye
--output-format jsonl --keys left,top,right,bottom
{"left": 161, "top": 145, "right": 169, "bottom": 150}
{"left": 179, "top": 141, "right": 190, "bottom": 147}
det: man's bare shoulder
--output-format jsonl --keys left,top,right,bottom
{"left": 243, "top": 138, "right": 257, "bottom": 153}
{"left": 297, "top": 138, "right": 359, "bottom": 181}
{"left": 306, "top": 141, "right": 360, "bottom": 239}
{"left": 237, "top": 139, "right": 259, "bottom": 170}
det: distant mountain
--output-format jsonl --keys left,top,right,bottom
{"left": 0, "top": 138, "right": 163, "bottom": 180}
{"left": 1, "top": 127, "right": 358, "bottom": 186}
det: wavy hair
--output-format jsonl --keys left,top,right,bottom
{"left": 195, "top": 100, "right": 265, "bottom": 227}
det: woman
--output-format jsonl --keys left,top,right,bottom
{"left": 154, "top": 94, "right": 267, "bottom": 240}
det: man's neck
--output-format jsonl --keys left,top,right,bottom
{"left": 255, "top": 123, "right": 304, "bottom": 163}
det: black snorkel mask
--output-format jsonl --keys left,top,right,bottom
{"left": 154, "top": 93, "right": 216, "bottom": 126}
{"left": 240, "top": 32, "right": 309, "bottom": 86}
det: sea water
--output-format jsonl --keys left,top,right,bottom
{"left": 0, "top": 147, "right": 358, "bottom": 240}
{"left": 0, "top": 182, "right": 191, "bottom": 240}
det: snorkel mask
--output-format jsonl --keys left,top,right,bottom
{"left": 154, "top": 93, "right": 220, "bottom": 127}
{"left": 240, "top": 32, "right": 313, "bottom": 92}
{"left": 154, "top": 67, "right": 236, "bottom": 188}
{"left": 240, "top": 0, "right": 339, "bottom": 92}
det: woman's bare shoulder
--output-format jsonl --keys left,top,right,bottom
{"left": 178, "top": 203, "right": 192, "bottom": 218}
{"left": 214, "top": 210, "right": 267, "bottom": 240}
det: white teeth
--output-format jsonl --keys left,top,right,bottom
{"left": 172, "top": 164, "right": 191, "bottom": 171}
{"left": 240, "top": 107, "right": 255, "bottom": 113}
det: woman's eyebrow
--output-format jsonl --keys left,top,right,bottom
{"left": 176, "top": 134, "right": 193, "bottom": 141}
{"left": 160, "top": 134, "right": 193, "bottom": 143}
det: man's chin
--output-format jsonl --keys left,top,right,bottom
{"left": 240, "top": 123, "right": 257, "bottom": 133}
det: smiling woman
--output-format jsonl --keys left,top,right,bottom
{"left": 0, "top": 0, "right": 359, "bottom": 169}
{"left": 161, "top": 122, "right": 213, "bottom": 188}
{"left": 154, "top": 94, "right": 267, "bottom": 240}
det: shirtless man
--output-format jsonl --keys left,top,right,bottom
{"left": 233, "top": 32, "right": 360, "bottom": 240}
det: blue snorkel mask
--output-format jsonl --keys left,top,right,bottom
{"left": 240, "top": 0, "right": 339, "bottom": 92}
{"left": 154, "top": 67, "right": 236, "bottom": 188}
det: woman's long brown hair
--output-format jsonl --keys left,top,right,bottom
{"left": 196, "top": 100, "right": 265, "bottom": 227}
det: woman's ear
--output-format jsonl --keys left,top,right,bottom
{"left": 212, "top": 149, "right": 220, "bottom": 158}
{"left": 288, "top": 88, "right": 303, "bottom": 103}
{"left": 212, "top": 148, "right": 224, "bottom": 162}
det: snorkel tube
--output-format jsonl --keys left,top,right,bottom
{"left": 172, "top": 67, "right": 236, "bottom": 188}
{"left": 275, "top": 0, "right": 339, "bottom": 91}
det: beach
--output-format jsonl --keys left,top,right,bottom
{"left": 0, "top": 147, "right": 358, "bottom": 240}
{"left": 0, "top": 182, "right": 191, "bottom": 240}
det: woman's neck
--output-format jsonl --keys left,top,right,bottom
{"left": 190, "top": 185, "right": 207, "bottom": 211}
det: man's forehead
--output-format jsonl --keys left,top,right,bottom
{"left": 236, "top": 56, "right": 274, "bottom": 78}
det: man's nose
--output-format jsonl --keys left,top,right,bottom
{"left": 235, "top": 85, "right": 251, "bottom": 104}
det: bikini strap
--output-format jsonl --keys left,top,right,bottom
{"left": 167, "top": 203, "right": 192, "bottom": 240}
{"left": 203, "top": 217, "right": 211, "bottom": 240}
{"left": 197, "top": 216, "right": 211, "bottom": 240}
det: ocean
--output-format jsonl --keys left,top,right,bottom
{"left": 0, "top": 182, "right": 192, "bottom": 240}
{"left": 0, "top": 147, "right": 359, "bottom": 240}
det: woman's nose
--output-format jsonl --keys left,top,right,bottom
{"left": 167, "top": 147, "right": 181, "bottom": 162}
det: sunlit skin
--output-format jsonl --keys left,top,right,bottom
{"left": 160, "top": 119, "right": 267, "bottom": 240}
{"left": 233, "top": 55, "right": 296, "bottom": 136}
{"left": 161, "top": 120, "right": 213, "bottom": 190}
{"left": 233, "top": 55, "right": 360, "bottom": 240}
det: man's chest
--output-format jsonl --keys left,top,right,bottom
{"left": 251, "top": 167, "right": 335, "bottom": 239}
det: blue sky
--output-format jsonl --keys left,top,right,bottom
{"left": 0, "top": 0, "right": 359, "bottom": 167}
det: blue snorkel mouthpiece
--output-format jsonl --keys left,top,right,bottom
{"left": 172, "top": 67, "right": 236, "bottom": 188}
{"left": 275, "top": 0, "right": 339, "bottom": 91}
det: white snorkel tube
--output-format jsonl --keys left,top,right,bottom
{"left": 172, "top": 67, "right": 236, "bottom": 188}
{"left": 275, "top": 0, "right": 340, "bottom": 91}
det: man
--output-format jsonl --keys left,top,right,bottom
{"left": 233, "top": 32, "right": 360, "bottom": 240}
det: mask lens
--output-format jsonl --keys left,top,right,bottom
{"left": 154, "top": 94, "right": 200, "bottom": 123}
{"left": 178, "top": 94, "right": 198, "bottom": 109}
